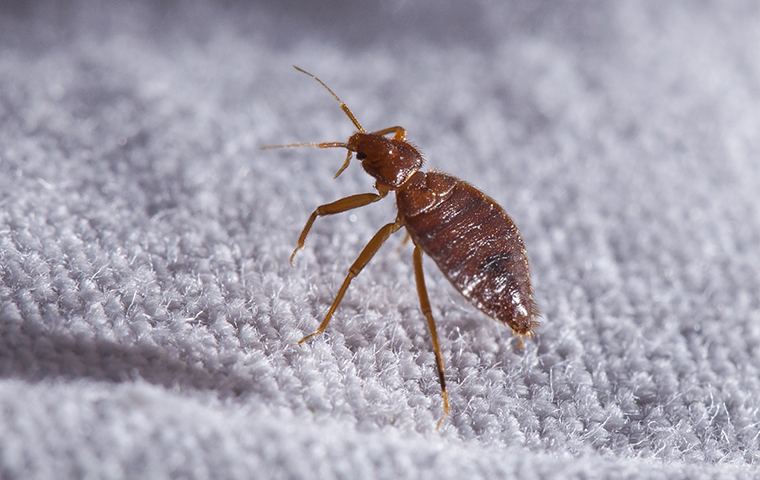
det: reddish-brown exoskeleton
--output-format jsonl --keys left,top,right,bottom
{"left": 263, "top": 66, "right": 539, "bottom": 427}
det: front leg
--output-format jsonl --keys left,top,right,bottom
{"left": 290, "top": 191, "right": 387, "bottom": 264}
{"left": 371, "top": 126, "right": 407, "bottom": 141}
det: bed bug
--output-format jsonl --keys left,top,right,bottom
{"left": 262, "top": 66, "right": 539, "bottom": 427}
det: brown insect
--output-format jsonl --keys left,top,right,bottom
{"left": 263, "top": 66, "right": 539, "bottom": 427}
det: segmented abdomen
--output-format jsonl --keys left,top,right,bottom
{"left": 397, "top": 171, "right": 538, "bottom": 335}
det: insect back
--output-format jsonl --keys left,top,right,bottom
{"left": 397, "top": 171, "right": 539, "bottom": 337}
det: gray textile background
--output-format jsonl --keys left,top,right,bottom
{"left": 1, "top": 1, "right": 759, "bottom": 478}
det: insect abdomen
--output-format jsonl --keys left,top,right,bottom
{"left": 398, "top": 171, "right": 538, "bottom": 335}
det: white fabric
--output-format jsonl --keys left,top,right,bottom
{"left": 0, "top": 1, "right": 758, "bottom": 478}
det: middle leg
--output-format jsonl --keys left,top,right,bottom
{"left": 290, "top": 191, "right": 387, "bottom": 264}
{"left": 299, "top": 221, "right": 402, "bottom": 344}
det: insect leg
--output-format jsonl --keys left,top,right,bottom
{"left": 290, "top": 191, "right": 388, "bottom": 264}
{"left": 393, "top": 231, "right": 412, "bottom": 256}
{"left": 370, "top": 126, "right": 407, "bottom": 141}
{"left": 413, "top": 244, "right": 450, "bottom": 428}
{"left": 299, "top": 221, "right": 402, "bottom": 345}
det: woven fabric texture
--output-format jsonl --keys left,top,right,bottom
{"left": 0, "top": 1, "right": 759, "bottom": 478}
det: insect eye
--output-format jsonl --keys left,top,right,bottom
{"left": 356, "top": 152, "right": 367, "bottom": 160}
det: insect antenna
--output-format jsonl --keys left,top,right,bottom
{"left": 260, "top": 141, "right": 347, "bottom": 150}
{"left": 292, "top": 66, "right": 365, "bottom": 133}
{"left": 260, "top": 66, "right": 365, "bottom": 179}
